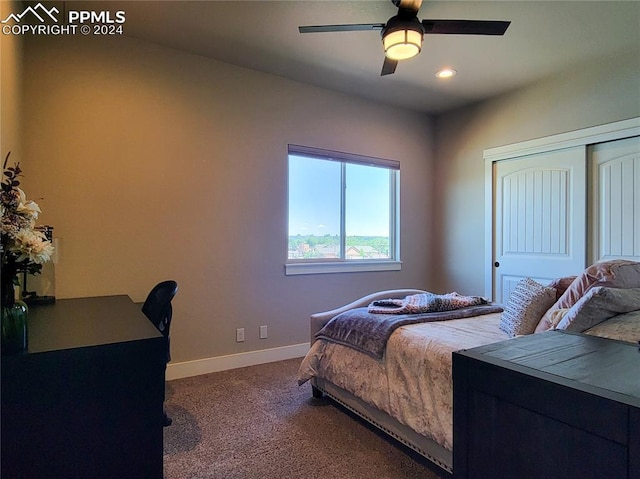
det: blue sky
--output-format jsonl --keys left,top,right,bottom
{"left": 288, "top": 155, "right": 391, "bottom": 237}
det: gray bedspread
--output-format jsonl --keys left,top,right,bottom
{"left": 315, "top": 304, "right": 504, "bottom": 360}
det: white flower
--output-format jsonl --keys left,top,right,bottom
{"left": 9, "top": 228, "right": 54, "bottom": 264}
{"left": 16, "top": 188, "right": 41, "bottom": 220}
{"left": 2, "top": 159, "right": 54, "bottom": 277}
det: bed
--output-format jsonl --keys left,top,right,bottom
{"left": 297, "top": 260, "right": 640, "bottom": 477}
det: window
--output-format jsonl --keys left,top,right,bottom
{"left": 286, "top": 144, "right": 401, "bottom": 275}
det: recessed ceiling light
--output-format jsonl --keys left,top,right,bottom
{"left": 436, "top": 68, "right": 457, "bottom": 79}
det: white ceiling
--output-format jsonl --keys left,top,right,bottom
{"left": 70, "top": 1, "right": 640, "bottom": 114}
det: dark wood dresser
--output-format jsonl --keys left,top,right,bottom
{"left": 453, "top": 331, "right": 640, "bottom": 479}
{"left": 1, "top": 295, "right": 165, "bottom": 479}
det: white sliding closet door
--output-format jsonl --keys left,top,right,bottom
{"left": 493, "top": 147, "right": 586, "bottom": 303}
{"left": 590, "top": 136, "right": 640, "bottom": 262}
{"left": 485, "top": 119, "right": 640, "bottom": 302}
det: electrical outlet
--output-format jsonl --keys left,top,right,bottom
{"left": 259, "top": 325, "right": 268, "bottom": 339}
{"left": 236, "top": 328, "right": 245, "bottom": 342}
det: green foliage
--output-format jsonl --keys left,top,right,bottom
{"left": 288, "top": 234, "right": 390, "bottom": 257}
{"left": 346, "top": 236, "right": 390, "bottom": 256}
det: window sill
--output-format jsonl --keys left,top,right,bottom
{"left": 285, "top": 260, "right": 402, "bottom": 276}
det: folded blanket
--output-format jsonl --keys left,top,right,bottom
{"left": 316, "top": 303, "right": 503, "bottom": 360}
{"left": 369, "top": 292, "right": 488, "bottom": 314}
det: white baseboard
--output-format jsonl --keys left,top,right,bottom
{"left": 166, "top": 342, "right": 311, "bottom": 381}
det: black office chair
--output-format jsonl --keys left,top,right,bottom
{"left": 142, "top": 280, "right": 178, "bottom": 426}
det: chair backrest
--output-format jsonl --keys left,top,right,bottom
{"left": 142, "top": 280, "right": 178, "bottom": 362}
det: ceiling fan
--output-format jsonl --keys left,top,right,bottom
{"left": 299, "top": 0, "right": 510, "bottom": 76}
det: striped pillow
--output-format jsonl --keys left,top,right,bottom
{"left": 500, "top": 278, "right": 556, "bottom": 337}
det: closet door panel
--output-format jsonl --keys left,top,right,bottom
{"left": 591, "top": 136, "right": 640, "bottom": 262}
{"left": 493, "top": 147, "right": 586, "bottom": 303}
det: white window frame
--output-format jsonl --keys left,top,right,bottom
{"left": 285, "top": 144, "right": 401, "bottom": 275}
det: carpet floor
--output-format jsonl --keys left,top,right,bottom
{"left": 163, "top": 358, "right": 445, "bottom": 479}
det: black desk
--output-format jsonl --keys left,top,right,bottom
{"left": 453, "top": 331, "right": 640, "bottom": 479}
{"left": 1, "top": 295, "right": 165, "bottom": 479}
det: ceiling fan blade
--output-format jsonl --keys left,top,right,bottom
{"left": 299, "top": 23, "right": 385, "bottom": 34}
{"left": 381, "top": 57, "right": 398, "bottom": 76}
{"left": 422, "top": 19, "right": 510, "bottom": 35}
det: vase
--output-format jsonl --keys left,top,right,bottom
{"left": 1, "top": 283, "right": 28, "bottom": 355}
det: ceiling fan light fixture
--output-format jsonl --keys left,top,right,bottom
{"left": 383, "top": 28, "right": 423, "bottom": 60}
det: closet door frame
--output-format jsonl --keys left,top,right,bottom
{"left": 483, "top": 117, "right": 640, "bottom": 301}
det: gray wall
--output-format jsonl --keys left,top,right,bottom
{"left": 11, "top": 15, "right": 640, "bottom": 367}
{"left": 21, "top": 33, "right": 436, "bottom": 363}
{"left": 433, "top": 49, "right": 640, "bottom": 296}
{"left": 0, "top": 1, "right": 22, "bottom": 164}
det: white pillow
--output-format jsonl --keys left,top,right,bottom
{"left": 555, "top": 287, "right": 640, "bottom": 332}
{"left": 500, "top": 278, "right": 556, "bottom": 337}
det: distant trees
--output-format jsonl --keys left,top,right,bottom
{"left": 346, "top": 236, "right": 389, "bottom": 256}
{"left": 288, "top": 234, "right": 390, "bottom": 259}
